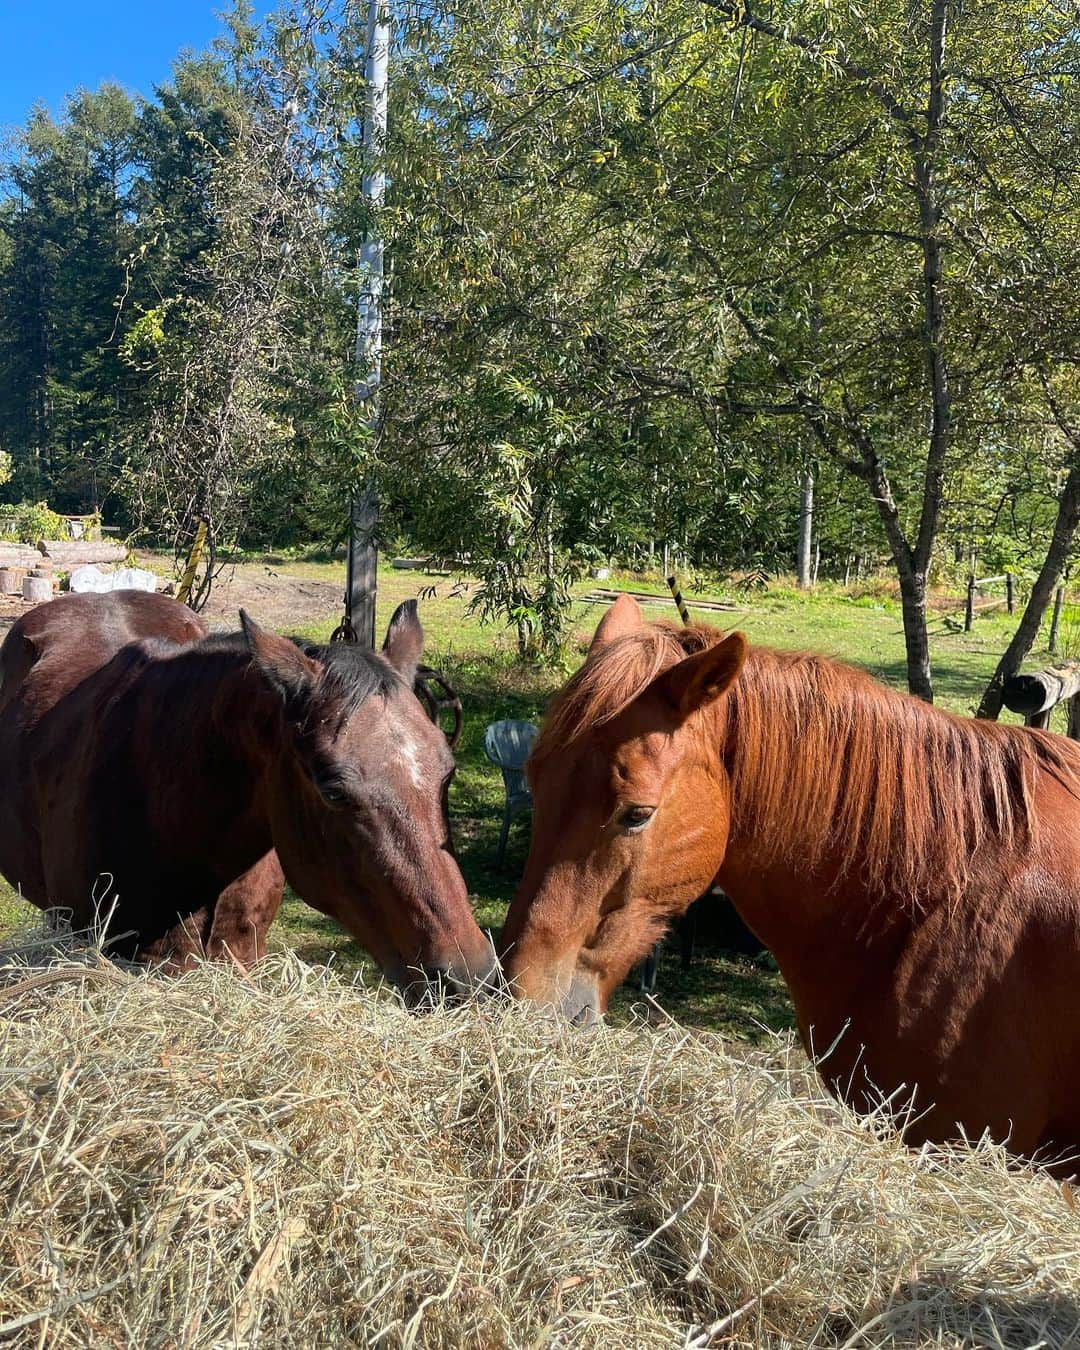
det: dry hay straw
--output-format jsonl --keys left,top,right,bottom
{"left": 0, "top": 935, "right": 1078, "bottom": 1349}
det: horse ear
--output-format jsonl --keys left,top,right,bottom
{"left": 648, "top": 632, "right": 747, "bottom": 721}
{"left": 589, "top": 593, "right": 643, "bottom": 656}
{"left": 240, "top": 610, "right": 318, "bottom": 715}
{"left": 382, "top": 599, "right": 424, "bottom": 681}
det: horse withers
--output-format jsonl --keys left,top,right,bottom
{"left": 500, "top": 593, "right": 1080, "bottom": 1170}
{"left": 0, "top": 590, "right": 496, "bottom": 1003}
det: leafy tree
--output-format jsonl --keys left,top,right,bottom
{"left": 361, "top": 0, "right": 1080, "bottom": 686}
{"left": 0, "top": 86, "right": 139, "bottom": 508}
{"left": 119, "top": 11, "right": 359, "bottom": 603}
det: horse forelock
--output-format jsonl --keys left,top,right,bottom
{"left": 534, "top": 618, "right": 1080, "bottom": 905}
{"left": 300, "top": 640, "right": 401, "bottom": 725}
{"left": 532, "top": 619, "right": 707, "bottom": 764}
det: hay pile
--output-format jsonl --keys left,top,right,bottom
{"left": 0, "top": 943, "right": 1077, "bottom": 1348}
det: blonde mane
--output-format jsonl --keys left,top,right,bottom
{"left": 534, "top": 620, "right": 1080, "bottom": 901}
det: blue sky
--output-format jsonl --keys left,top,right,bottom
{"left": 1, "top": 1, "right": 274, "bottom": 132}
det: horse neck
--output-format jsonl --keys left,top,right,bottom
{"left": 714, "top": 760, "right": 922, "bottom": 1061}
{"left": 708, "top": 654, "right": 947, "bottom": 990}
{"left": 134, "top": 644, "right": 277, "bottom": 841}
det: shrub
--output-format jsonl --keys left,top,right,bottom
{"left": 0, "top": 501, "right": 71, "bottom": 545}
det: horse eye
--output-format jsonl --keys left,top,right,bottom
{"left": 315, "top": 778, "right": 349, "bottom": 805}
{"left": 618, "top": 805, "right": 655, "bottom": 833}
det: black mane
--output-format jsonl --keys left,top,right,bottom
{"left": 188, "top": 629, "right": 401, "bottom": 721}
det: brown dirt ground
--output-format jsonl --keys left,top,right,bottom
{"left": 0, "top": 557, "right": 346, "bottom": 641}
{"left": 192, "top": 561, "right": 343, "bottom": 633}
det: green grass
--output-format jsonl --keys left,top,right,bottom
{"left": 0, "top": 559, "right": 1066, "bottom": 1039}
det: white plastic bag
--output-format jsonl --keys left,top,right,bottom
{"left": 70, "top": 564, "right": 158, "bottom": 595}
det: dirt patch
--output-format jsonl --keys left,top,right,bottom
{"left": 193, "top": 561, "right": 343, "bottom": 634}
{"left": 0, "top": 593, "right": 35, "bottom": 640}
{"left": 0, "top": 559, "right": 346, "bottom": 643}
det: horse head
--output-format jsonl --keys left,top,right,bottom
{"left": 240, "top": 601, "right": 497, "bottom": 1004}
{"left": 500, "top": 594, "right": 746, "bottom": 1023}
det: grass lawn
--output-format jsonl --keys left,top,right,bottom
{"left": 0, "top": 557, "right": 1068, "bottom": 1040}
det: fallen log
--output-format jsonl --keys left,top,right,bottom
{"left": 1002, "top": 662, "right": 1080, "bottom": 718}
{"left": 0, "top": 542, "right": 49, "bottom": 567}
{"left": 37, "top": 540, "right": 128, "bottom": 567}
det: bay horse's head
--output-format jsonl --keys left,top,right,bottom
{"left": 500, "top": 595, "right": 746, "bottom": 1023}
{"left": 239, "top": 602, "right": 497, "bottom": 1003}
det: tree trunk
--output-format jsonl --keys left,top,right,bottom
{"left": 897, "top": 562, "right": 934, "bottom": 703}
{"left": 796, "top": 469, "right": 814, "bottom": 587}
{"left": 976, "top": 463, "right": 1080, "bottom": 720}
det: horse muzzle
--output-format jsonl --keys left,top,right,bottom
{"left": 399, "top": 947, "right": 504, "bottom": 1008}
{"left": 558, "top": 969, "right": 602, "bottom": 1027}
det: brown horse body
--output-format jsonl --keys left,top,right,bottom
{"left": 0, "top": 591, "right": 495, "bottom": 999}
{"left": 502, "top": 596, "right": 1080, "bottom": 1168}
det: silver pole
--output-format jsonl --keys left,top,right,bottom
{"left": 346, "top": 0, "right": 389, "bottom": 647}
{"left": 355, "top": 0, "right": 388, "bottom": 399}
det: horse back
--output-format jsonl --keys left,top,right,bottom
{"left": 0, "top": 591, "right": 208, "bottom": 718}
{"left": 0, "top": 592, "right": 209, "bottom": 910}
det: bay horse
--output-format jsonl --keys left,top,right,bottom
{"left": 501, "top": 594, "right": 1080, "bottom": 1169}
{"left": 0, "top": 590, "right": 497, "bottom": 1002}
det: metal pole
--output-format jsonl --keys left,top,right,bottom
{"left": 796, "top": 469, "right": 814, "bottom": 588}
{"left": 344, "top": 0, "right": 389, "bottom": 648}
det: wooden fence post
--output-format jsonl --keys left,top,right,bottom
{"left": 346, "top": 483, "right": 379, "bottom": 648}
{"left": 1006, "top": 572, "right": 1015, "bottom": 614}
{"left": 1069, "top": 693, "right": 1080, "bottom": 741}
{"left": 965, "top": 575, "right": 976, "bottom": 632}
{"left": 1050, "top": 585, "right": 1065, "bottom": 655}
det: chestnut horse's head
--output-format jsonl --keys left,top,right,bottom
{"left": 240, "top": 602, "right": 496, "bottom": 1004}
{"left": 500, "top": 595, "right": 746, "bottom": 1023}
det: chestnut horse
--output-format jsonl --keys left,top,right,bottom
{"left": 0, "top": 591, "right": 496, "bottom": 1002}
{"left": 501, "top": 595, "right": 1080, "bottom": 1168}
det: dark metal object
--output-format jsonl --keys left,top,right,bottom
{"left": 415, "top": 663, "right": 463, "bottom": 748}
{"left": 329, "top": 614, "right": 358, "bottom": 644}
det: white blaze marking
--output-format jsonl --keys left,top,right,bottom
{"left": 399, "top": 732, "right": 424, "bottom": 789}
